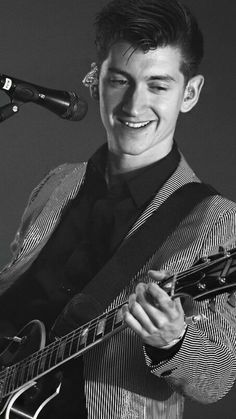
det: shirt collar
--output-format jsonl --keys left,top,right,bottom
{"left": 88, "top": 142, "right": 180, "bottom": 208}
{"left": 125, "top": 142, "right": 180, "bottom": 207}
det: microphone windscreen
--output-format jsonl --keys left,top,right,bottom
{"left": 62, "top": 92, "right": 88, "bottom": 121}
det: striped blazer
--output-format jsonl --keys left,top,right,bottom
{"left": 1, "top": 154, "right": 236, "bottom": 419}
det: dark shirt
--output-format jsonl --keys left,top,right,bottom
{"left": 91, "top": 143, "right": 180, "bottom": 249}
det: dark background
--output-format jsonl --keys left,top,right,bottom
{"left": 0, "top": 1, "right": 235, "bottom": 417}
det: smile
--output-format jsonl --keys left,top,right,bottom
{"left": 119, "top": 120, "right": 152, "bottom": 129}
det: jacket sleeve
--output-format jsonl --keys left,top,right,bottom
{"left": 10, "top": 164, "right": 72, "bottom": 259}
{"left": 144, "top": 207, "right": 236, "bottom": 404}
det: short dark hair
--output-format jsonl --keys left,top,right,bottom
{"left": 94, "top": 0, "right": 204, "bottom": 82}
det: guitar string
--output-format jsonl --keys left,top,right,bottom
{"left": 2, "top": 253, "right": 236, "bottom": 395}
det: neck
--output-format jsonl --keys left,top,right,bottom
{"left": 107, "top": 144, "right": 173, "bottom": 176}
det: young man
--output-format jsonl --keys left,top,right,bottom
{"left": 0, "top": 0, "right": 236, "bottom": 418}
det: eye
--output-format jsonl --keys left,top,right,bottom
{"left": 108, "top": 78, "right": 129, "bottom": 87}
{"left": 149, "top": 84, "right": 168, "bottom": 92}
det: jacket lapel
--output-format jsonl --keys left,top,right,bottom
{"left": 125, "top": 155, "right": 200, "bottom": 240}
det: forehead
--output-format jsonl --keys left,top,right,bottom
{"left": 100, "top": 41, "right": 184, "bottom": 81}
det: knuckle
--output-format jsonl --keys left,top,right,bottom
{"left": 129, "top": 300, "right": 140, "bottom": 315}
{"left": 128, "top": 293, "right": 136, "bottom": 304}
{"left": 156, "top": 318, "right": 165, "bottom": 329}
{"left": 148, "top": 269, "right": 170, "bottom": 281}
{"left": 135, "top": 282, "right": 146, "bottom": 294}
{"left": 147, "top": 282, "right": 159, "bottom": 293}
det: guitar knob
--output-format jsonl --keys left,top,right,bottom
{"left": 218, "top": 276, "right": 226, "bottom": 284}
{"left": 197, "top": 282, "right": 206, "bottom": 290}
{"left": 201, "top": 256, "right": 210, "bottom": 263}
{"left": 219, "top": 246, "right": 231, "bottom": 257}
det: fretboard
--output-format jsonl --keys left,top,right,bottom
{"left": 1, "top": 303, "right": 126, "bottom": 397}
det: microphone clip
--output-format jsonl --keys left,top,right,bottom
{"left": 0, "top": 100, "right": 22, "bottom": 123}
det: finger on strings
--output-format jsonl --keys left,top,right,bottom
{"left": 122, "top": 304, "right": 149, "bottom": 337}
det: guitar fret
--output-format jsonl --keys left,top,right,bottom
{"left": 36, "top": 353, "right": 46, "bottom": 376}
{"left": 16, "top": 362, "right": 27, "bottom": 389}
{"left": 3, "top": 367, "right": 11, "bottom": 396}
{"left": 79, "top": 327, "right": 89, "bottom": 348}
{"left": 65, "top": 331, "right": 78, "bottom": 358}
{"left": 59, "top": 335, "right": 75, "bottom": 359}
{"left": 40, "top": 355, "right": 50, "bottom": 372}
{"left": 48, "top": 341, "right": 60, "bottom": 369}
{"left": 9, "top": 364, "right": 23, "bottom": 394}
{"left": 38, "top": 352, "right": 47, "bottom": 372}
{"left": 25, "top": 357, "right": 38, "bottom": 383}
{"left": 86, "top": 324, "right": 96, "bottom": 346}
{"left": 27, "top": 360, "right": 35, "bottom": 381}
{"left": 104, "top": 309, "right": 117, "bottom": 335}
{"left": 56, "top": 338, "right": 66, "bottom": 361}
{"left": 32, "top": 357, "right": 41, "bottom": 378}
{"left": 114, "top": 308, "right": 123, "bottom": 328}
{"left": 96, "top": 318, "right": 106, "bottom": 337}
{"left": 4, "top": 367, "right": 13, "bottom": 394}
{"left": 0, "top": 372, "right": 6, "bottom": 398}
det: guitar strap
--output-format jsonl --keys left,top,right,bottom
{"left": 79, "top": 182, "right": 217, "bottom": 312}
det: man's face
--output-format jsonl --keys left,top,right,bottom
{"left": 98, "top": 42, "right": 188, "bottom": 167}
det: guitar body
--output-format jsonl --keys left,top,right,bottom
{"left": 0, "top": 321, "right": 61, "bottom": 419}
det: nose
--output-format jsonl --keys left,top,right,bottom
{"left": 121, "top": 85, "right": 147, "bottom": 116}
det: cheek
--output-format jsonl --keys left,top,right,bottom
{"left": 99, "top": 95, "right": 117, "bottom": 130}
{"left": 100, "top": 90, "right": 112, "bottom": 113}
{"left": 100, "top": 91, "right": 122, "bottom": 124}
{"left": 158, "top": 96, "right": 182, "bottom": 121}
{"left": 99, "top": 89, "right": 110, "bottom": 116}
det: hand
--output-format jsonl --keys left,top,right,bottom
{"left": 122, "top": 270, "right": 185, "bottom": 348}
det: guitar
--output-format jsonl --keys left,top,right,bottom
{"left": 0, "top": 247, "right": 236, "bottom": 418}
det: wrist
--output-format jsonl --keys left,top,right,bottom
{"left": 160, "top": 323, "right": 188, "bottom": 350}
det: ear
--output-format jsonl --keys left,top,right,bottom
{"left": 82, "top": 62, "right": 100, "bottom": 101}
{"left": 89, "top": 84, "right": 99, "bottom": 101}
{"left": 181, "top": 75, "right": 204, "bottom": 113}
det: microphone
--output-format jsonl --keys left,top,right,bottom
{"left": 0, "top": 74, "right": 88, "bottom": 121}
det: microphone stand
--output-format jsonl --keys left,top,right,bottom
{"left": 0, "top": 101, "right": 22, "bottom": 122}
{"left": 0, "top": 80, "right": 38, "bottom": 122}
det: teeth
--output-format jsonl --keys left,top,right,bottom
{"left": 124, "top": 121, "right": 150, "bottom": 128}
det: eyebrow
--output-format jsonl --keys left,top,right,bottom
{"left": 108, "top": 67, "right": 176, "bottom": 83}
{"left": 149, "top": 75, "right": 176, "bottom": 83}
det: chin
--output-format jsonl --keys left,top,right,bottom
{"left": 116, "top": 142, "right": 149, "bottom": 156}
{"left": 113, "top": 134, "right": 147, "bottom": 151}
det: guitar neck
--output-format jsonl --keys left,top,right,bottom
{"left": 2, "top": 303, "right": 126, "bottom": 398}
